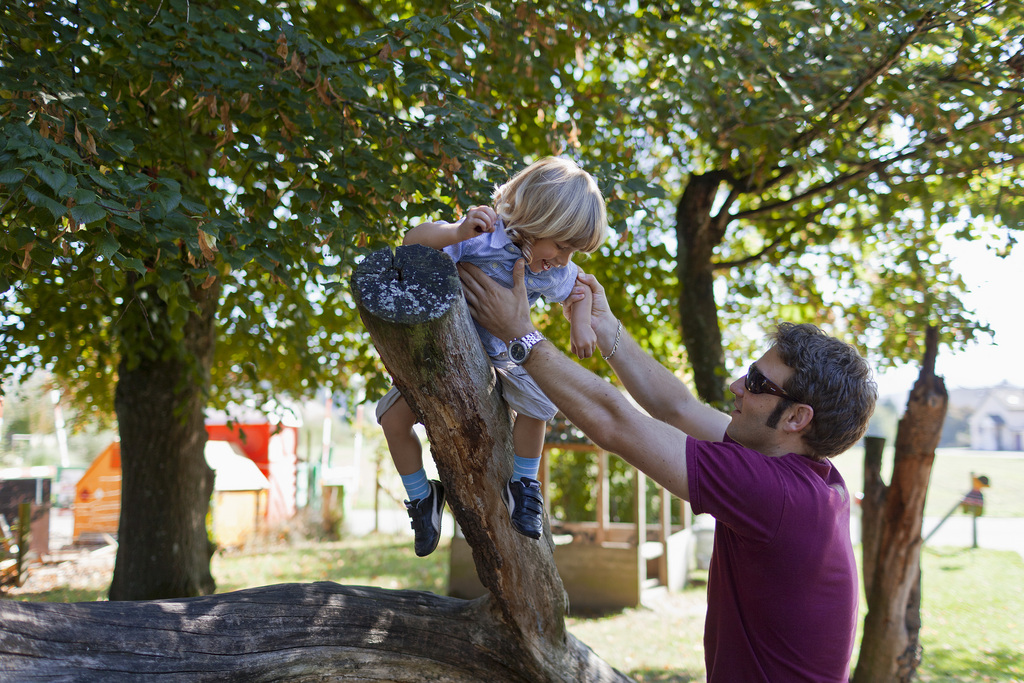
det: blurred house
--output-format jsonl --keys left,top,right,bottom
{"left": 969, "top": 385, "right": 1024, "bottom": 451}
{"left": 205, "top": 441, "right": 269, "bottom": 548}
{"left": 204, "top": 411, "right": 300, "bottom": 528}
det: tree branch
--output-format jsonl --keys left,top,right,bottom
{"left": 733, "top": 102, "right": 1024, "bottom": 222}
{"left": 790, "top": 10, "right": 938, "bottom": 154}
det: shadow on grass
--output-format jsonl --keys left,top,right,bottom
{"left": 213, "top": 534, "right": 449, "bottom": 595}
{"left": 922, "top": 646, "right": 1024, "bottom": 682}
{"left": 4, "top": 586, "right": 108, "bottom": 603}
{"left": 627, "top": 669, "right": 699, "bottom": 682}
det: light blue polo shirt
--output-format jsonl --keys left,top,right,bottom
{"left": 444, "top": 219, "right": 578, "bottom": 358}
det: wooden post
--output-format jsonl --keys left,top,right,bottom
{"left": 597, "top": 448, "right": 609, "bottom": 544}
{"left": 635, "top": 467, "right": 647, "bottom": 588}
{"left": 17, "top": 502, "right": 30, "bottom": 588}
{"left": 658, "top": 486, "right": 670, "bottom": 589}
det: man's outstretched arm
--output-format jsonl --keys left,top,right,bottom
{"left": 570, "top": 271, "right": 730, "bottom": 443}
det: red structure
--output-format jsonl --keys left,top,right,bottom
{"left": 205, "top": 415, "right": 299, "bottom": 527}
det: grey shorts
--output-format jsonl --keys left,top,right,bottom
{"left": 375, "top": 355, "right": 557, "bottom": 424}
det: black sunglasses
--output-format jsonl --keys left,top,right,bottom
{"left": 745, "top": 364, "right": 803, "bottom": 404}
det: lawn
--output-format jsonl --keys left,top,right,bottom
{"left": 833, "top": 446, "right": 1024, "bottom": 518}
{"left": 5, "top": 534, "right": 1022, "bottom": 682}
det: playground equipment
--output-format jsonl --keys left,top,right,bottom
{"left": 923, "top": 472, "right": 990, "bottom": 549}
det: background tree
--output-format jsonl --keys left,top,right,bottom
{"left": 0, "top": 0, "right": 519, "bottom": 599}
{"left": 470, "top": 1, "right": 1024, "bottom": 405}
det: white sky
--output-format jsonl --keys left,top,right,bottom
{"left": 874, "top": 239, "right": 1023, "bottom": 399}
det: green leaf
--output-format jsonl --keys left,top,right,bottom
{"left": 294, "top": 188, "right": 320, "bottom": 203}
{"left": 115, "top": 254, "right": 147, "bottom": 274}
{"left": 71, "top": 202, "right": 107, "bottom": 225}
{"left": 0, "top": 168, "right": 26, "bottom": 184}
{"left": 180, "top": 198, "right": 207, "bottom": 214}
{"left": 35, "top": 165, "right": 69, "bottom": 193}
{"left": 96, "top": 232, "right": 119, "bottom": 260}
{"left": 23, "top": 186, "right": 67, "bottom": 220}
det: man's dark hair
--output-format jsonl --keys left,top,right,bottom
{"left": 767, "top": 322, "right": 877, "bottom": 459}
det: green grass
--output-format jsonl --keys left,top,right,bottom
{"left": 5, "top": 535, "right": 1022, "bottom": 682}
{"left": 914, "top": 547, "right": 1024, "bottom": 682}
{"left": 212, "top": 534, "right": 449, "bottom": 594}
{"left": 833, "top": 447, "right": 1024, "bottom": 518}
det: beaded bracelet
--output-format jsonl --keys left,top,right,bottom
{"left": 602, "top": 320, "right": 623, "bottom": 361}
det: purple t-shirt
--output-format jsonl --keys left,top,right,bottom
{"left": 687, "top": 436, "right": 858, "bottom": 682}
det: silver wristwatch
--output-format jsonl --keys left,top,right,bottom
{"left": 508, "top": 331, "right": 545, "bottom": 365}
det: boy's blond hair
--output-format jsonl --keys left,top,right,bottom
{"left": 492, "top": 157, "right": 608, "bottom": 261}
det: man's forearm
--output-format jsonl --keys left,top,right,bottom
{"left": 522, "top": 340, "right": 691, "bottom": 500}
{"left": 597, "top": 322, "right": 729, "bottom": 443}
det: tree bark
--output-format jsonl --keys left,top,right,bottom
{"left": 0, "top": 583, "right": 622, "bottom": 681}
{"left": 675, "top": 172, "right": 730, "bottom": 407}
{"left": 860, "top": 434, "right": 887, "bottom": 600}
{"left": 853, "top": 326, "right": 946, "bottom": 683}
{"left": 109, "top": 278, "right": 219, "bottom": 601}
{"left": 0, "top": 245, "right": 629, "bottom": 681}
{"left": 350, "top": 244, "right": 629, "bottom": 681}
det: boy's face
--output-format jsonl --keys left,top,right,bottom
{"left": 528, "top": 237, "right": 576, "bottom": 273}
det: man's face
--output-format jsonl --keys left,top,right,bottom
{"left": 725, "top": 347, "right": 796, "bottom": 452}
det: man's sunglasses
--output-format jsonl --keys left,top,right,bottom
{"left": 745, "top": 364, "right": 803, "bottom": 404}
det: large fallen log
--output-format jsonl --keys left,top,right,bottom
{"left": 0, "top": 582, "right": 618, "bottom": 681}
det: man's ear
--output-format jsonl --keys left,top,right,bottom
{"left": 783, "top": 403, "right": 814, "bottom": 434}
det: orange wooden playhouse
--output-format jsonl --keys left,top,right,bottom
{"left": 73, "top": 442, "right": 122, "bottom": 542}
{"left": 73, "top": 415, "right": 299, "bottom": 544}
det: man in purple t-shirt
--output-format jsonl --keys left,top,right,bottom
{"left": 460, "top": 260, "right": 877, "bottom": 683}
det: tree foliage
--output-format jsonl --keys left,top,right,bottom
{"left": 2, "top": 0, "right": 1022, "bottom": 604}
{"left": 451, "top": 1, "right": 1024, "bottom": 403}
{"left": 0, "top": 0, "right": 520, "bottom": 416}
{"left": 1, "top": 0, "right": 528, "bottom": 598}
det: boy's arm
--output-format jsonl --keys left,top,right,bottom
{"left": 568, "top": 285, "right": 597, "bottom": 358}
{"left": 403, "top": 206, "right": 497, "bottom": 249}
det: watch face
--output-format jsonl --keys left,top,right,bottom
{"left": 509, "top": 341, "right": 528, "bottom": 363}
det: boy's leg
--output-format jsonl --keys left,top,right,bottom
{"left": 379, "top": 394, "right": 445, "bottom": 556}
{"left": 504, "top": 415, "right": 546, "bottom": 539}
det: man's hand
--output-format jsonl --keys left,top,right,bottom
{"left": 458, "top": 259, "right": 536, "bottom": 343}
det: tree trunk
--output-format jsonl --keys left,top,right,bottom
{"left": 860, "top": 434, "right": 887, "bottom": 599}
{"left": 108, "top": 278, "right": 219, "bottom": 601}
{"left": 853, "top": 326, "right": 946, "bottom": 683}
{"left": 349, "top": 244, "right": 628, "bottom": 681}
{"left": 675, "top": 172, "right": 730, "bottom": 407}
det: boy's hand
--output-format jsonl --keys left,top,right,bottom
{"left": 457, "top": 205, "right": 498, "bottom": 240}
{"left": 565, "top": 271, "right": 620, "bottom": 352}
{"left": 571, "top": 325, "right": 598, "bottom": 359}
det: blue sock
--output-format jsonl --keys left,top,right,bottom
{"left": 401, "top": 469, "right": 431, "bottom": 502}
{"left": 512, "top": 455, "right": 540, "bottom": 483}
